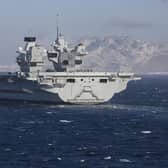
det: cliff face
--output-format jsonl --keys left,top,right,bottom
{"left": 80, "top": 36, "right": 168, "bottom": 73}
{"left": 0, "top": 35, "right": 168, "bottom": 73}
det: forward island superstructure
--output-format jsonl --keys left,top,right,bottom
{"left": 0, "top": 28, "right": 140, "bottom": 104}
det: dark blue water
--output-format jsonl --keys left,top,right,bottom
{"left": 0, "top": 75, "right": 168, "bottom": 168}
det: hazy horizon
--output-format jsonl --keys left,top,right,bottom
{"left": 0, "top": 0, "right": 168, "bottom": 64}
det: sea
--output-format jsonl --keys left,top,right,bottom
{"left": 0, "top": 75, "right": 168, "bottom": 168}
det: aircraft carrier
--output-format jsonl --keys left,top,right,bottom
{"left": 0, "top": 27, "right": 140, "bottom": 104}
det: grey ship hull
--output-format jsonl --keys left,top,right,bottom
{"left": 0, "top": 72, "right": 139, "bottom": 105}
{"left": 0, "top": 75, "right": 63, "bottom": 104}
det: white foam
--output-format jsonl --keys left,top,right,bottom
{"left": 141, "top": 131, "right": 152, "bottom": 134}
{"left": 18, "top": 152, "right": 25, "bottom": 155}
{"left": 58, "top": 105, "right": 65, "bottom": 108}
{"left": 57, "top": 157, "right": 62, "bottom": 161}
{"left": 46, "top": 112, "right": 53, "bottom": 114}
{"left": 80, "top": 160, "right": 85, "bottom": 163}
{"left": 59, "top": 120, "right": 73, "bottom": 123}
{"left": 23, "top": 121, "right": 36, "bottom": 124}
{"left": 4, "top": 148, "right": 12, "bottom": 152}
{"left": 119, "top": 159, "right": 132, "bottom": 163}
{"left": 146, "top": 151, "right": 151, "bottom": 154}
{"left": 104, "top": 156, "right": 112, "bottom": 160}
{"left": 151, "top": 111, "right": 157, "bottom": 114}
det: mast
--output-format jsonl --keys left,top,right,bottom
{"left": 56, "top": 14, "right": 59, "bottom": 42}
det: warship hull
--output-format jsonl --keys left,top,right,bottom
{"left": 0, "top": 75, "right": 62, "bottom": 104}
{"left": 0, "top": 72, "right": 137, "bottom": 105}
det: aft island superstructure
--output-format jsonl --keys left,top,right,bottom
{"left": 0, "top": 28, "right": 140, "bottom": 104}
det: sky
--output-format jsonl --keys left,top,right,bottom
{"left": 0, "top": 0, "right": 168, "bottom": 64}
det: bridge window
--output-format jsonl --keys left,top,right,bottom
{"left": 48, "top": 52, "right": 57, "bottom": 58}
{"left": 67, "top": 79, "right": 75, "bottom": 83}
{"left": 75, "top": 60, "right": 82, "bottom": 65}
{"left": 62, "top": 60, "right": 69, "bottom": 65}
{"left": 30, "top": 62, "right": 37, "bottom": 66}
{"left": 100, "top": 79, "right": 107, "bottom": 83}
{"left": 24, "top": 37, "right": 36, "bottom": 42}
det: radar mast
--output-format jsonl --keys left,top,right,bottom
{"left": 56, "top": 14, "right": 60, "bottom": 42}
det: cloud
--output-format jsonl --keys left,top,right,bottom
{"left": 161, "top": 0, "right": 168, "bottom": 4}
{"left": 107, "top": 18, "right": 152, "bottom": 30}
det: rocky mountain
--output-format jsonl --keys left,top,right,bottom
{"left": 80, "top": 36, "right": 168, "bottom": 73}
{"left": 0, "top": 35, "right": 168, "bottom": 73}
